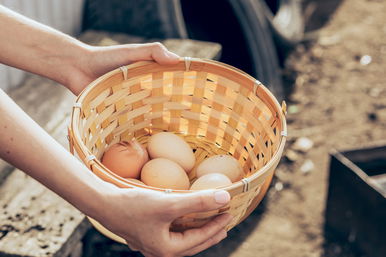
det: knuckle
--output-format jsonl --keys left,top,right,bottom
{"left": 195, "top": 194, "right": 208, "bottom": 210}
{"left": 211, "top": 217, "right": 226, "bottom": 230}
{"left": 151, "top": 42, "right": 164, "bottom": 49}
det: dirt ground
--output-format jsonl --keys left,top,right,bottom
{"left": 82, "top": 0, "right": 386, "bottom": 256}
{"left": 202, "top": 0, "right": 386, "bottom": 256}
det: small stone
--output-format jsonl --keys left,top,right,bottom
{"left": 241, "top": 242, "right": 250, "bottom": 248}
{"left": 285, "top": 149, "right": 299, "bottom": 162}
{"left": 368, "top": 87, "right": 382, "bottom": 97}
{"left": 288, "top": 105, "right": 299, "bottom": 114}
{"left": 39, "top": 244, "right": 49, "bottom": 249}
{"left": 360, "top": 55, "right": 372, "bottom": 65}
{"left": 318, "top": 35, "right": 341, "bottom": 46}
{"left": 292, "top": 137, "right": 314, "bottom": 152}
{"left": 275, "top": 182, "right": 284, "bottom": 191}
{"left": 300, "top": 159, "right": 315, "bottom": 174}
{"left": 295, "top": 76, "right": 307, "bottom": 87}
{"left": 311, "top": 47, "right": 323, "bottom": 58}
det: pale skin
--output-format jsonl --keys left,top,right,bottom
{"left": 0, "top": 5, "right": 232, "bottom": 257}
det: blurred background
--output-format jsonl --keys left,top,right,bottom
{"left": 0, "top": 0, "right": 337, "bottom": 100}
{"left": 1, "top": 1, "right": 386, "bottom": 257}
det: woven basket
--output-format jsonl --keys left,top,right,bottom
{"left": 68, "top": 57, "right": 287, "bottom": 241}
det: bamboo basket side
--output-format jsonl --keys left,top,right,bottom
{"left": 68, "top": 58, "right": 287, "bottom": 232}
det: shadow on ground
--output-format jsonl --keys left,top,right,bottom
{"left": 195, "top": 200, "right": 268, "bottom": 257}
{"left": 81, "top": 200, "right": 268, "bottom": 257}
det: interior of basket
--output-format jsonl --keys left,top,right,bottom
{"left": 76, "top": 64, "right": 282, "bottom": 179}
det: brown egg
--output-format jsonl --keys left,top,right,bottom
{"left": 141, "top": 158, "right": 190, "bottom": 190}
{"left": 190, "top": 173, "right": 232, "bottom": 190}
{"left": 124, "top": 178, "right": 146, "bottom": 186}
{"left": 196, "top": 155, "right": 243, "bottom": 182}
{"left": 147, "top": 132, "right": 195, "bottom": 173}
{"left": 101, "top": 139, "right": 149, "bottom": 179}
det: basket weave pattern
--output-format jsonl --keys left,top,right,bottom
{"left": 69, "top": 58, "right": 286, "bottom": 231}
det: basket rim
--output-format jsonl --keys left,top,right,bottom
{"left": 69, "top": 58, "right": 287, "bottom": 195}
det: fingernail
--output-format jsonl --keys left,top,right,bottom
{"left": 214, "top": 191, "right": 230, "bottom": 204}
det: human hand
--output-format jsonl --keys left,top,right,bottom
{"left": 67, "top": 42, "right": 180, "bottom": 95}
{"left": 0, "top": 7, "right": 179, "bottom": 95}
{"left": 95, "top": 187, "right": 233, "bottom": 257}
{"left": 1, "top": 83, "right": 229, "bottom": 257}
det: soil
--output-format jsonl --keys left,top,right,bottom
{"left": 222, "top": 0, "right": 386, "bottom": 256}
{"left": 82, "top": 0, "right": 386, "bottom": 256}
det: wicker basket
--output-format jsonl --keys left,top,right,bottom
{"left": 68, "top": 57, "right": 287, "bottom": 241}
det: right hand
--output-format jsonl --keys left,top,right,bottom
{"left": 94, "top": 187, "right": 233, "bottom": 257}
{"left": 67, "top": 42, "right": 180, "bottom": 95}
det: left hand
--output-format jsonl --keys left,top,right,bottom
{"left": 94, "top": 187, "right": 232, "bottom": 257}
{"left": 67, "top": 42, "right": 180, "bottom": 95}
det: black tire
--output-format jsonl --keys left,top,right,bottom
{"left": 82, "top": 0, "right": 285, "bottom": 100}
{"left": 262, "top": 0, "right": 305, "bottom": 52}
{"left": 229, "top": 0, "right": 284, "bottom": 100}
{"left": 180, "top": 0, "right": 284, "bottom": 100}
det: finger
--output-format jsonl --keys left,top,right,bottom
{"left": 167, "top": 190, "right": 231, "bottom": 218}
{"left": 169, "top": 213, "right": 232, "bottom": 252}
{"left": 127, "top": 42, "right": 180, "bottom": 65}
{"left": 182, "top": 229, "right": 227, "bottom": 256}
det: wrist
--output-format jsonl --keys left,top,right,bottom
{"left": 61, "top": 43, "right": 94, "bottom": 95}
{"left": 81, "top": 175, "right": 123, "bottom": 222}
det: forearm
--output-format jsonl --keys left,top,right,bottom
{"left": 0, "top": 89, "right": 111, "bottom": 219}
{"left": 0, "top": 5, "right": 89, "bottom": 91}
{"left": 0, "top": 5, "right": 180, "bottom": 96}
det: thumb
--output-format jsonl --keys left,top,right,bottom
{"left": 167, "top": 190, "right": 231, "bottom": 218}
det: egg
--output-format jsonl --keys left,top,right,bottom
{"left": 124, "top": 178, "right": 146, "bottom": 186}
{"left": 101, "top": 139, "right": 149, "bottom": 179}
{"left": 141, "top": 158, "right": 190, "bottom": 190}
{"left": 190, "top": 173, "right": 232, "bottom": 190}
{"left": 147, "top": 132, "right": 195, "bottom": 173}
{"left": 196, "top": 154, "right": 243, "bottom": 182}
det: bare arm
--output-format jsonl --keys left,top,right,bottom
{"left": 0, "top": 89, "right": 231, "bottom": 256}
{"left": 0, "top": 5, "right": 232, "bottom": 256}
{"left": 0, "top": 89, "right": 107, "bottom": 217}
{"left": 0, "top": 5, "right": 179, "bottom": 95}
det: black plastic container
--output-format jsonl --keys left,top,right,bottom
{"left": 326, "top": 143, "right": 386, "bottom": 257}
